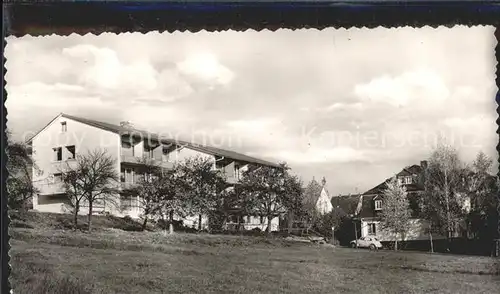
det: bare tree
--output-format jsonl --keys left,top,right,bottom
{"left": 60, "top": 166, "right": 87, "bottom": 229}
{"left": 379, "top": 177, "right": 412, "bottom": 251}
{"left": 60, "top": 149, "right": 119, "bottom": 231}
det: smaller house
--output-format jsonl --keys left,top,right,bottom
{"left": 316, "top": 177, "right": 334, "bottom": 215}
{"left": 352, "top": 160, "right": 472, "bottom": 243}
{"left": 303, "top": 177, "right": 333, "bottom": 216}
{"left": 283, "top": 177, "right": 333, "bottom": 234}
{"left": 353, "top": 161, "right": 441, "bottom": 242}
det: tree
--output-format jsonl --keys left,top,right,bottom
{"left": 463, "top": 152, "right": 498, "bottom": 246}
{"left": 379, "top": 177, "right": 412, "bottom": 251}
{"left": 123, "top": 157, "right": 179, "bottom": 231}
{"left": 60, "top": 166, "right": 87, "bottom": 229}
{"left": 284, "top": 174, "right": 305, "bottom": 234}
{"left": 210, "top": 185, "right": 245, "bottom": 232}
{"left": 177, "top": 155, "right": 225, "bottom": 231}
{"left": 302, "top": 179, "right": 323, "bottom": 222}
{"left": 312, "top": 209, "right": 346, "bottom": 241}
{"left": 6, "top": 131, "right": 39, "bottom": 211}
{"left": 239, "top": 162, "right": 299, "bottom": 235}
{"left": 60, "top": 149, "right": 119, "bottom": 231}
{"left": 420, "top": 142, "right": 468, "bottom": 251}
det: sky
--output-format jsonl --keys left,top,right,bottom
{"left": 5, "top": 26, "right": 498, "bottom": 195}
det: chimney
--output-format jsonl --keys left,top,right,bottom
{"left": 120, "top": 121, "right": 134, "bottom": 129}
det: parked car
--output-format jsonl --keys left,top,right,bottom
{"left": 350, "top": 236, "right": 383, "bottom": 250}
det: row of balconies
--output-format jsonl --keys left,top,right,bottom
{"left": 120, "top": 154, "right": 174, "bottom": 169}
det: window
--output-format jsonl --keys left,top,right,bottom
{"left": 66, "top": 145, "right": 76, "bottom": 159}
{"left": 398, "top": 176, "right": 412, "bottom": 185}
{"left": 61, "top": 122, "right": 67, "bottom": 132}
{"left": 53, "top": 147, "right": 62, "bottom": 161}
{"left": 162, "top": 145, "right": 177, "bottom": 162}
{"left": 121, "top": 140, "right": 134, "bottom": 156}
{"left": 144, "top": 145, "right": 154, "bottom": 159}
{"left": 228, "top": 215, "right": 239, "bottom": 223}
{"left": 234, "top": 164, "right": 240, "bottom": 179}
{"left": 144, "top": 172, "right": 152, "bottom": 182}
{"left": 53, "top": 173, "right": 63, "bottom": 183}
{"left": 122, "top": 168, "right": 133, "bottom": 183}
{"left": 120, "top": 169, "right": 125, "bottom": 182}
{"left": 121, "top": 195, "right": 138, "bottom": 210}
{"left": 374, "top": 200, "right": 382, "bottom": 211}
{"left": 368, "top": 223, "right": 376, "bottom": 235}
{"left": 122, "top": 141, "right": 132, "bottom": 149}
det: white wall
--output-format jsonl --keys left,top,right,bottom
{"left": 32, "top": 115, "right": 121, "bottom": 214}
{"left": 316, "top": 187, "right": 333, "bottom": 215}
{"left": 361, "top": 219, "right": 447, "bottom": 242}
{"left": 170, "top": 146, "right": 215, "bottom": 165}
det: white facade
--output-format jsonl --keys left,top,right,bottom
{"left": 31, "top": 114, "right": 121, "bottom": 216}
{"left": 30, "top": 114, "right": 280, "bottom": 231}
{"left": 359, "top": 218, "right": 447, "bottom": 242}
{"left": 225, "top": 215, "right": 280, "bottom": 232}
{"left": 315, "top": 187, "right": 333, "bottom": 215}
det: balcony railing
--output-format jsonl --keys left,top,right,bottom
{"left": 120, "top": 155, "right": 174, "bottom": 169}
{"left": 120, "top": 182, "right": 137, "bottom": 191}
{"left": 36, "top": 182, "right": 65, "bottom": 195}
{"left": 224, "top": 175, "right": 239, "bottom": 184}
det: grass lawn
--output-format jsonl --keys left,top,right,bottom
{"left": 8, "top": 212, "right": 500, "bottom": 293}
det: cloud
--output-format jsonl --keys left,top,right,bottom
{"left": 177, "top": 52, "right": 235, "bottom": 87}
{"left": 5, "top": 27, "right": 497, "bottom": 195}
{"left": 226, "top": 118, "right": 281, "bottom": 131}
{"left": 354, "top": 68, "right": 450, "bottom": 107}
{"left": 325, "top": 102, "right": 363, "bottom": 112}
{"left": 6, "top": 82, "right": 108, "bottom": 110}
{"left": 260, "top": 146, "right": 369, "bottom": 164}
{"left": 63, "top": 44, "right": 158, "bottom": 93}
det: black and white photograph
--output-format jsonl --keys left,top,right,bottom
{"left": 5, "top": 25, "right": 500, "bottom": 293}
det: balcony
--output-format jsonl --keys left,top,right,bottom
{"left": 120, "top": 155, "right": 174, "bottom": 169}
{"left": 36, "top": 182, "right": 65, "bottom": 196}
{"left": 120, "top": 182, "right": 137, "bottom": 191}
{"left": 225, "top": 175, "right": 239, "bottom": 184}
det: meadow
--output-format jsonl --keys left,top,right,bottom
{"left": 9, "top": 211, "right": 500, "bottom": 294}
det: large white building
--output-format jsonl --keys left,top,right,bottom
{"left": 27, "top": 113, "right": 281, "bottom": 231}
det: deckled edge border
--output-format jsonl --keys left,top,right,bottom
{"left": 495, "top": 28, "right": 500, "bottom": 271}
{"left": 3, "top": 1, "right": 500, "bottom": 292}
{"left": 2, "top": 2, "right": 9, "bottom": 292}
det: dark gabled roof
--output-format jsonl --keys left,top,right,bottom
{"left": 363, "top": 164, "right": 425, "bottom": 196}
{"left": 358, "top": 192, "right": 424, "bottom": 219}
{"left": 331, "top": 194, "right": 361, "bottom": 216}
{"left": 358, "top": 195, "right": 377, "bottom": 218}
{"left": 30, "top": 113, "right": 281, "bottom": 168}
{"left": 404, "top": 164, "right": 423, "bottom": 175}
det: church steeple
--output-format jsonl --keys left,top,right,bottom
{"left": 321, "top": 176, "right": 326, "bottom": 187}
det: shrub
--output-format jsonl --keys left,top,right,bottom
{"left": 10, "top": 220, "right": 34, "bottom": 229}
